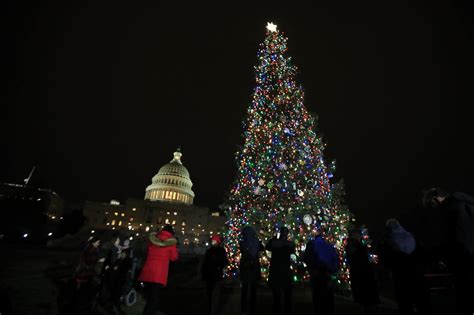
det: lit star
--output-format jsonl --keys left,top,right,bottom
{"left": 266, "top": 22, "right": 278, "bottom": 32}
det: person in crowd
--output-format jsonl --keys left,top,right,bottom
{"left": 379, "top": 218, "right": 431, "bottom": 315}
{"left": 138, "top": 225, "right": 179, "bottom": 315}
{"left": 201, "top": 234, "right": 229, "bottom": 315}
{"left": 345, "top": 229, "right": 380, "bottom": 315}
{"left": 422, "top": 188, "right": 474, "bottom": 315}
{"left": 122, "top": 239, "right": 131, "bottom": 254}
{"left": 99, "top": 232, "right": 122, "bottom": 312}
{"left": 110, "top": 248, "right": 133, "bottom": 314}
{"left": 103, "top": 232, "right": 122, "bottom": 274}
{"left": 265, "top": 226, "right": 295, "bottom": 315}
{"left": 303, "top": 222, "right": 339, "bottom": 315}
{"left": 70, "top": 236, "right": 105, "bottom": 314}
{"left": 240, "top": 226, "right": 264, "bottom": 315}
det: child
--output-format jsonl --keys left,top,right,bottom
{"left": 201, "top": 234, "right": 228, "bottom": 315}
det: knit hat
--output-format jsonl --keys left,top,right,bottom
{"left": 210, "top": 234, "right": 223, "bottom": 245}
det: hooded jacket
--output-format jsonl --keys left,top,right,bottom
{"left": 138, "top": 230, "right": 178, "bottom": 286}
{"left": 303, "top": 235, "right": 339, "bottom": 275}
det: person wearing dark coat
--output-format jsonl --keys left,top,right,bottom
{"left": 240, "top": 226, "right": 264, "bottom": 315}
{"left": 380, "top": 219, "right": 431, "bottom": 315}
{"left": 75, "top": 237, "right": 103, "bottom": 286}
{"left": 70, "top": 237, "right": 105, "bottom": 314}
{"left": 422, "top": 188, "right": 474, "bottom": 315}
{"left": 345, "top": 229, "right": 380, "bottom": 315}
{"left": 139, "top": 225, "right": 179, "bottom": 315}
{"left": 266, "top": 226, "right": 295, "bottom": 315}
{"left": 303, "top": 223, "right": 339, "bottom": 315}
{"left": 110, "top": 249, "right": 133, "bottom": 314}
{"left": 92, "top": 232, "right": 123, "bottom": 314}
{"left": 201, "top": 234, "right": 229, "bottom": 315}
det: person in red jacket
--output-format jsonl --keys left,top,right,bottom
{"left": 139, "top": 225, "right": 178, "bottom": 315}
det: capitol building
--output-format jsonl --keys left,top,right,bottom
{"left": 83, "top": 149, "right": 225, "bottom": 247}
{"left": 144, "top": 151, "right": 195, "bottom": 204}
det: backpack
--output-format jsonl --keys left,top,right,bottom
{"left": 452, "top": 192, "right": 474, "bottom": 255}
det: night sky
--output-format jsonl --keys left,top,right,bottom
{"left": 4, "top": 2, "right": 474, "bottom": 235}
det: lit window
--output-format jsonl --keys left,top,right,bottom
{"left": 165, "top": 218, "right": 170, "bottom": 224}
{"left": 128, "top": 226, "right": 132, "bottom": 230}
{"left": 111, "top": 220, "right": 116, "bottom": 225}
{"left": 121, "top": 213, "right": 125, "bottom": 217}
{"left": 172, "top": 220, "right": 176, "bottom": 225}
{"left": 132, "top": 208, "right": 136, "bottom": 211}
{"left": 182, "top": 221, "right": 186, "bottom": 226}
{"left": 139, "top": 223, "right": 143, "bottom": 226}
{"left": 210, "top": 231, "right": 213, "bottom": 235}
{"left": 172, "top": 192, "right": 176, "bottom": 200}
{"left": 174, "top": 212, "right": 177, "bottom": 216}
{"left": 130, "top": 217, "right": 134, "bottom": 221}
{"left": 51, "top": 216, "right": 56, "bottom": 220}
{"left": 145, "top": 226, "right": 150, "bottom": 232}
{"left": 167, "top": 212, "right": 170, "bottom": 215}
{"left": 114, "top": 212, "right": 118, "bottom": 216}
{"left": 106, "top": 222, "right": 110, "bottom": 226}
{"left": 118, "top": 221, "right": 122, "bottom": 226}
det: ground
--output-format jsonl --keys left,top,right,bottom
{"left": 0, "top": 244, "right": 456, "bottom": 315}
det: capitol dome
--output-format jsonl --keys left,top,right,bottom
{"left": 144, "top": 150, "right": 195, "bottom": 204}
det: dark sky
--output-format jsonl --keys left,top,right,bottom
{"left": 4, "top": 2, "right": 474, "bottom": 235}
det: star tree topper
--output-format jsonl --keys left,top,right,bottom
{"left": 266, "top": 22, "right": 278, "bottom": 32}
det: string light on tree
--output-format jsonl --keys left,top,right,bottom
{"left": 223, "top": 22, "right": 353, "bottom": 287}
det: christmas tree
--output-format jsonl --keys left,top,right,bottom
{"left": 224, "top": 22, "right": 353, "bottom": 286}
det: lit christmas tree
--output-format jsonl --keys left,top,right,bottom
{"left": 224, "top": 22, "right": 354, "bottom": 287}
